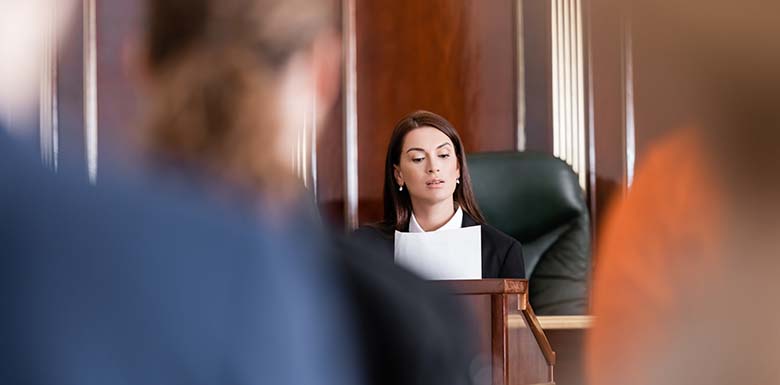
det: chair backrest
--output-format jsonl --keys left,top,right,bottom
{"left": 467, "top": 151, "right": 590, "bottom": 315}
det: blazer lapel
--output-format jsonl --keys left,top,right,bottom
{"left": 461, "top": 212, "right": 478, "bottom": 227}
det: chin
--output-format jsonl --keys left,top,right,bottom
{"left": 413, "top": 190, "right": 456, "bottom": 206}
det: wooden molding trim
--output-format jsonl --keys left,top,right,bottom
{"left": 434, "top": 279, "right": 529, "bottom": 295}
{"left": 522, "top": 301, "right": 557, "bottom": 366}
{"left": 538, "top": 315, "right": 594, "bottom": 329}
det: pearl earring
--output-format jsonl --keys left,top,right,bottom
{"left": 456, "top": 178, "right": 460, "bottom": 184}
{"left": 399, "top": 185, "right": 404, "bottom": 192}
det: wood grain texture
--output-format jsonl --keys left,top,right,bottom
{"left": 507, "top": 293, "right": 554, "bottom": 384}
{"left": 521, "top": 300, "right": 556, "bottom": 366}
{"left": 436, "top": 278, "right": 528, "bottom": 295}
{"left": 355, "top": 0, "right": 517, "bottom": 223}
{"left": 492, "top": 294, "right": 509, "bottom": 385}
{"left": 444, "top": 280, "right": 554, "bottom": 385}
{"left": 537, "top": 315, "right": 594, "bottom": 330}
{"left": 315, "top": 0, "right": 347, "bottom": 228}
{"left": 522, "top": 0, "right": 554, "bottom": 153}
{"left": 586, "top": 0, "right": 629, "bottom": 252}
{"left": 545, "top": 328, "right": 586, "bottom": 385}
{"left": 316, "top": 89, "right": 346, "bottom": 228}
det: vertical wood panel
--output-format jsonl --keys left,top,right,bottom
{"left": 355, "top": 0, "right": 517, "bottom": 224}
{"left": 317, "top": 90, "right": 347, "bottom": 227}
{"left": 631, "top": 6, "right": 698, "bottom": 170}
{"left": 523, "top": 0, "right": 553, "bottom": 153}
{"left": 551, "top": 0, "right": 587, "bottom": 189}
{"left": 513, "top": 0, "right": 526, "bottom": 151}
{"left": 545, "top": 329, "right": 586, "bottom": 385}
{"left": 586, "top": 0, "right": 628, "bottom": 252}
{"left": 316, "top": 1, "right": 347, "bottom": 228}
{"left": 491, "top": 295, "right": 508, "bottom": 385}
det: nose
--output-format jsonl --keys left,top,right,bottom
{"left": 427, "top": 157, "right": 440, "bottom": 174}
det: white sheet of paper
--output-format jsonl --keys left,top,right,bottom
{"left": 394, "top": 226, "right": 482, "bottom": 280}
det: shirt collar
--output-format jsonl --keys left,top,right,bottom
{"left": 409, "top": 206, "right": 463, "bottom": 233}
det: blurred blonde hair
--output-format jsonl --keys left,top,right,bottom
{"left": 142, "top": 0, "right": 333, "bottom": 194}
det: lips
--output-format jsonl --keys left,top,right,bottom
{"left": 426, "top": 178, "right": 445, "bottom": 186}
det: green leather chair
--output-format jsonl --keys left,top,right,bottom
{"left": 467, "top": 152, "right": 590, "bottom": 315}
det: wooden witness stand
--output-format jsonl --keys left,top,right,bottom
{"left": 433, "top": 279, "right": 556, "bottom": 385}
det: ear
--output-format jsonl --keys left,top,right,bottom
{"left": 393, "top": 164, "right": 404, "bottom": 186}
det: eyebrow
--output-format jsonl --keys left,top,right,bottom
{"left": 405, "top": 142, "right": 452, "bottom": 153}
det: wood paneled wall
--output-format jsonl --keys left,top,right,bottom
{"left": 315, "top": 88, "right": 346, "bottom": 227}
{"left": 523, "top": 0, "right": 554, "bottom": 153}
{"left": 315, "top": 0, "right": 561, "bottom": 228}
{"left": 352, "top": 0, "right": 519, "bottom": 224}
{"left": 585, "top": 0, "right": 698, "bottom": 253}
{"left": 586, "top": 0, "right": 629, "bottom": 250}
{"left": 50, "top": 0, "right": 687, "bottom": 272}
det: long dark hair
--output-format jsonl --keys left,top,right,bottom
{"left": 382, "top": 110, "right": 486, "bottom": 231}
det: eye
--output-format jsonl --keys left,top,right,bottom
{"left": 412, "top": 157, "right": 425, "bottom": 163}
{"left": 438, "top": 153, "right": 451, "bottom": 159}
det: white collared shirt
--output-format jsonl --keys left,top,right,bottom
{"left": 409, "top": 206, "right": 463, "bottom": 233}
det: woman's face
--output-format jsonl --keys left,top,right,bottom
{"left": 394, "top": 126, "right": 460, "bottom": 207}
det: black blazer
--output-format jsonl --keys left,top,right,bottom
{"left": 352, "top": 213, "right": 525, "bottom": 279}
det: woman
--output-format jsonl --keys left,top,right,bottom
{"left": 355, "top": 110, "right": 525, "bottom": 278}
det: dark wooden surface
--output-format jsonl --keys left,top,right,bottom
{"left": 315, "top": 0, "right": 347, "bottom": 228}
{"left": 508, "top": 293, "right": 553, "bottom": 385}
{"left": 354, "top": 0, "right": 518, "bottom": 223}
{"left": 315, "top": 67, "right": 346, "bottom": 229}
{"left": 441, "top": 279, "right": 554, "bottom": 385}
{"left": 534, "top": 316, "right": 591, "bottom": 385}
{"left": 438, "top": 279, "right": 528, "bottom": 295}
{"left": 586, "top": 0, "right": 630, "bottom": 254}
{"left": 492, "top": 294, "right": 509, "bottom": 385}
{"left": 545, "top": 328, "right": 586, "bottom": 385}
{"left": 521, "top": 301, "right": 556, "bottom": 367}
{"left": 522, "top": 0, "right": 554, "bottom": 153}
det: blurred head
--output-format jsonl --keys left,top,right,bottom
{"left": 383, "top": 110, "right": 485, "bottom": 230}
{"left": 0, "top": 0, "right": 76, "bottom": 136}
{"left": 588, "top": 1, "right": 780, "bottom": 385}
{"left": 140, "top": 0, "right": 340, "bottom": 195}
{"left": 627, "top": 0, "right": 780, "bottom": 193}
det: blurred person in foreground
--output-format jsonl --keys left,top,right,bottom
{"left": 588, "top": 0, "right": 780, "bottom": 384}
{"left": 0, "top": 1, "right": 361, "bottom": 385}
{"left": 135, "top": 1, "right": 479, "bottom": 384}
